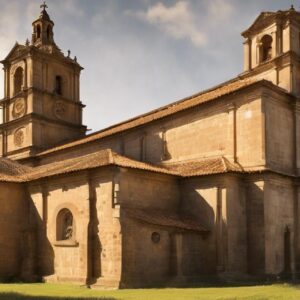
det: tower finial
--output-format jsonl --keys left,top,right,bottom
{"left": 290, "top": 4, "right": 295, "bottom": 11}
{"left": 40, "top": 1, "right": 48, "bottom": 11}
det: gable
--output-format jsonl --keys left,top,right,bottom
{"left": 242, "top": 12, "right": 276, "bottom": 37}
{"left": 242, "top": 9, "right": 300, "bottom": 38}
{"left": 0, "top": 43, "right": 29, "bottom": 64}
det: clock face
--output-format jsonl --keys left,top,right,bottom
{"left": 12, "top": 98, "right": 26, "bottom": 119}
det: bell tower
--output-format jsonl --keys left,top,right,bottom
{"left": 0, "top": 2, "right": 86, "bottom": 160}
{"left": 32, "top": 2, "right": 55, "bottom": 47}
{"left": 240, "top": 6, "right": 300, "bottom": 96}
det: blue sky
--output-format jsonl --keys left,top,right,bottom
{"left": 0, "top": 0, "right": 298, "bottom": 131}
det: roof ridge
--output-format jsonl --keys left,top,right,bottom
{"left": 221, "top": 156, "right": 228, "bottom": 172}
{"left": 107, "top": 149, "right": 115, "bottom": 164}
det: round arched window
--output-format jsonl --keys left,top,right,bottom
{"left": 56, "top": 208, "right": 74, "bottom": 241}
{"left": 260, "top": 35, "right": 273, "bottom": 62}
{"left": 14, "top": 67, "right": 23, "bottom": 95}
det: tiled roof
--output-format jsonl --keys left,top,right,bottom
{"left": 0, "top": 157, "right": 31, "bottom": 176}
{"left": 0, "top": 149, "right": 178, "bottom": 182}
{"left": 25, "top": 149, "right": 178, "bottom": 181}
{"left": 0, "top": 158, "right": 32, "bottom": 182}
{"left": 0, "top": 150, "right": 258, "bottom": 183}
{"left": 164, "top": 156, "right": 244, "bottom": 177}
{"left": 124, "top": 207, "right": 209, "bottom": 233}
{"left": 36, "top": 78, "right": 262, "bottom": 157}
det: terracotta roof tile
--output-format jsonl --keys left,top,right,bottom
{"left": 36, "top": 78, "right": 262, "bottom": 157}
{"left": 0, "top": 150, "right": 259, "bottom": 183}
{"left": 0, "top": 158, "right": 32, "bottom": 176}
{"left": 0, "top": 149, "right": 179, "bottom": 182}
{"left": 124, "top": 207, "right": 208, "bottom": 232}
{"left": 25, "top": 149, "right": 178, "bottom": 181}
{"left": 164, "top": 156, "right": 244, "bottom": 177}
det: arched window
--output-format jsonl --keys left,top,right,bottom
{"left": 47, "top": 25, "right": 51, "bottom": 40}
{"left": 14, "top": 67, "right": 23, "bottom": 95}
{"left": 260, "top": 35, "right": 273, "bottom": 62}
{"left": 55, "top": 76, "right": 62, "bottom": 95}
{"left": 56, "top": 208, "right": 74, "bottom": 241}
{"left": 36, "top": 25, "right": 41, "bottom": 39}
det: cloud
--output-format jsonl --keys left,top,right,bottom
{"left": 207, "top": 0, "right": 234, "bottom": 21}
{"left": 128, "top": 1, "right": 207, "bottom": 47}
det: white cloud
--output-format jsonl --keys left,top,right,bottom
{"left": 207, "top": 0, "right": 233, "bottom": 21}
{"left": 128, "top": 1, "right": 207, "bottom": 47}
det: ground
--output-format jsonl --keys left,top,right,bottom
{"left": 0, "top": 283, "right": 298, "bottom": 299}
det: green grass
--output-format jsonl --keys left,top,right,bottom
{"left": 0, "top": 283, "right": 299, "bottom": 300}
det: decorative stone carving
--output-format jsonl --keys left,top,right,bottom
{"left": 14, "top": 128, "right": 25, "bottom": 147}
{"left": 12, "top": 98, "right": 26, "bottom": 119}
{"left": 53, "top": 101, "right": 66, "bottom": 119}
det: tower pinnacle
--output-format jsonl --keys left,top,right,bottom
{"left": 40, "top": 1, "right": 48, "bottom": 11}
{"left": 32, "top": 2, "right": 54, "bottom": 46}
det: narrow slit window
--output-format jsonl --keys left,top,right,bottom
{"left": 37, "top": 25, "right": 41, "bottom": 39}
{"left": 55, "top": 76, "right": 62, "bottom": 95}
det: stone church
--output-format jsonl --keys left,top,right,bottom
{"left": 0, "top": 4, "right": 299, "bottom": 288}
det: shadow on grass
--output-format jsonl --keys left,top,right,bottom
{"left": 0, "top": 293, "right": 116, "bottom": 300}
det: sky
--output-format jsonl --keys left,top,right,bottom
{"left": 0, "top": 0, "right": 298, "bottom": 132}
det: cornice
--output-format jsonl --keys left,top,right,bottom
{"left": 239, "top": 51, "right": 300, "bottom": 79}
{"left": 0, "top": 113, "right": 87, "bottom": 131}
{"left": 1, "top": 44, "right": 83, "bottom": 71}
{"left": 5, "top": 145, "right": 45, "bottom": 157}
{"left": 0, "top": 87, "right": 86, "bottom": 108}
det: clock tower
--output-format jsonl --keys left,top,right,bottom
{"left": 0, "top": 2, "right": 86, "bottom": 160}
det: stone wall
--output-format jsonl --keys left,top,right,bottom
{"left": 119, "top": 169, "right": 179, "bottom": 210}
{"left": 121, "top": 218, "right": 172, "bottom": 287}
{"left": 28, "top": 173, "right": 91, "bottom": 283}
{"left": 119, "top": 169, "right": 180, "bottom": 287}
{"left": 264, "top": 91, "right": 294, "bottom": 173}
{"left": 0, "top": 182, "right": 26, "bottom": 280}
{"left": 245, "top": 179, "right": 265, "bottom": 276}
{"left": 37, "top": 87, "right": 266, "bottom": 171}
{"left": 91, "top": 169, "right": 122, "bottom": 287}
{"left": 180, "top": 174, "right": 247, "bottom": 278}
{"left": 264, "top": 176, "right": 295, "bottom": 276}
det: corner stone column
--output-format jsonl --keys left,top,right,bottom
{"left": 243, "top": 38, "right": 252, "bottom": 71}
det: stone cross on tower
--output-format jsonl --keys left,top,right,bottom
{"left": 40, "top": 1, "right": 48, "bottom": 11}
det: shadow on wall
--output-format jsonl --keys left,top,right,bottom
{"left": 0, "top": 293, "right": 116, "bottom": 300}
{"left": 180, "top": 188, "right": 217, "bottom": 276}
{"left": 246, "top": 182, "right": 265, "bottom": 277}
{"left": 20, "top": 192, "right": 55, "bottom": 282}
{"left": 87, "top": 184, "right": 102, "bottom": 285}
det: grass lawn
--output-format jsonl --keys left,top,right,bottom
{"left": 0, "top": 283, "right": 299, "bottom": 300}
